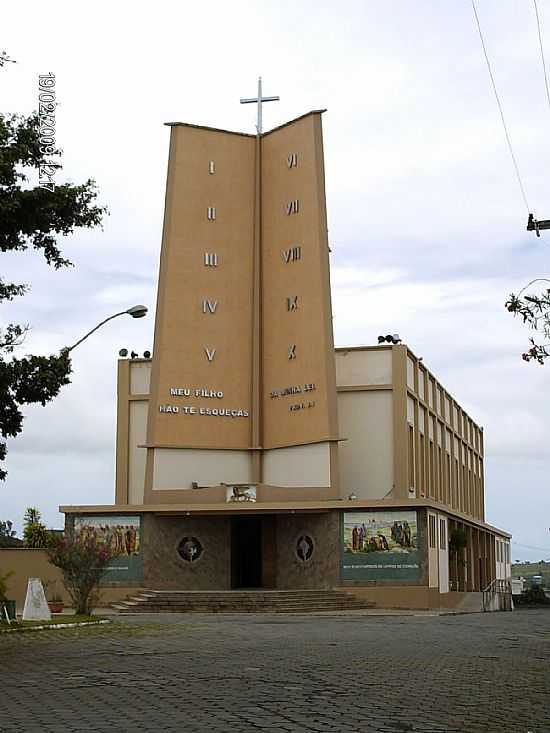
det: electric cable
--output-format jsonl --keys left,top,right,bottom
{"left": 471, "top": 0, "right": 531, "bottom": 213}
{"left": 534, "top": 1, "right": 550, "bottom": 119}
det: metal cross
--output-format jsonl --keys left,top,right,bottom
{"left": 240, "top": 77, "right": 280, "bottom": 135}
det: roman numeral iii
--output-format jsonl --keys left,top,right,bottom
{"left": 204, "top": 253, "right": 218, "bottom": 267}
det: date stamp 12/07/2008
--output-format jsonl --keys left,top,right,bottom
{"left": 38, "top": 73, "right": 59, "bottom": 192}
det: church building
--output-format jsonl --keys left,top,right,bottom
{"left": 61, "top": 97, "right": 511, "bottom": 611}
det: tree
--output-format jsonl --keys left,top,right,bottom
{"left": 23, "top": 507, "right": 50, "bottom": 548}
{"left": 0, "top": 53, "right": 107, "bottom": 479}
{"left": 0, "top": 518, "right": 18, "bottom": 547}
{"left": 47, "top": 532, "right": 117, "bottom": 615}
{"left": 505, "top": 279, "right": 550, "bottom": 364}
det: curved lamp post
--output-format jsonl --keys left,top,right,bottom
{"left": 64, "top": 304, "right": 148, "bottom": 353}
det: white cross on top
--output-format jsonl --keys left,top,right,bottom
{"left": 240, "top": 77, "right": 280, "bottom": 135}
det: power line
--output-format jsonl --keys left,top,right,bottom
{"left": 471, "top": 0, "right": 531, "bottom": 213}
{"left": 533, "top": 1, "right": 550, "bottom": 120}
{"left": 512, "top": 541, "right": 550, "bottom": 554}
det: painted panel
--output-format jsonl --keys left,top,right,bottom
{"left": 263, "top": 442, "right": 330, "bottom": 488}
{"left": 130, "top": 362, "right": 151, "bottom": 395}
{"left": 128, "top": 400, "right": 148, "bottom": 503}
{"left": 438, "top": 514, "right": 449, "bottom": 593}
{"left": 74, "top": 515, "right": 142, "bottom": 582}
{"left": 152, "top": 448, "right": 252, "bottom": 489}
{"left": 342, "top": 511, "right": 420, "bottom": 582}
{"left": 337, "top": 391, "right": 393, "bottom": 499}
{"left": 335, "top": 349, "right": 392, "bottom": 387}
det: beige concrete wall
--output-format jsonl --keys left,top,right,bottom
{"left": 261, "top": 113, "right": 339, "bottom": 451}
{"left": 146, "top": 125, "right": 255, "bottom": 453}
{"left": 262, "top": 443, "right": 331, "bottom": 488}
{"left": 128, "top": 400, "right": 148, "bottom": 503}
{"left": 427, "top": 511, "right": 439, "bottom": 588}
{"left": 0, "top": 549, "right": 138, "bottom": 611}
{"left": 335, "top": 348, "right": 392, "bottom": 387}
{"left": 337, "top": 390, "right": 394, "bottom": 499}
{"left": 152, "top": 448, "right": 252, "bottom": 490}
{"left": 130, "top": 361, "right": 151, "bottom": 395}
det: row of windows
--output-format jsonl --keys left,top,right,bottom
{"left": 406, "top": 356, "right": 482, "bottom": 453}
{"left": 428, "top": 514, "right": 447, "bottom": 550}
{"left": 408, "top": 424, "right": 484, "bottom": 519}
{"left": 496, "top": 539, "right": 510, "bottom": 564}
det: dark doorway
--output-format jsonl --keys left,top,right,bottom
{"left": 231, "top": 516, "right": 263, "bottom": 588}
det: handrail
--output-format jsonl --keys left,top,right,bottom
{"left": 482, "top": 578, "right": 512, "bottom": 611}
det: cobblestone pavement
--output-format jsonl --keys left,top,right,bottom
{"left": 1, "top": 608, "right": 549, "bottom": 733}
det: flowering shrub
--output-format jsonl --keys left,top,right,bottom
{"left": 46, "top": 532, "right": 118, "bottom": 615}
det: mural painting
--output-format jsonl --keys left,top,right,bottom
{"left": 74, "top": 515, "right": 143, "bottom": 582}
{"left": 342, "top": 511, "right": 421, "bottom": 582}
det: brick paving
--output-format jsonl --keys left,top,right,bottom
{"left": 1, "top": 608, "right": 549, "bottom": 733}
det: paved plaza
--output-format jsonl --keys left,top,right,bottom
{"left": 1, "top": 608, "right": 549, "bottom": 733}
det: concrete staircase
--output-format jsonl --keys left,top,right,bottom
{"left": 112, "top": 589, "right": 375, "bottom": 614}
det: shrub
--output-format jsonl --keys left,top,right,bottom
{"left": 46, "top": 533, "right": 118, "bottom": 615}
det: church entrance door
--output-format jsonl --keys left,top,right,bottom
{"left": 231, "top": 516, "right": 263, "bottom": 588}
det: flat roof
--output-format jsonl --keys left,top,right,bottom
{"left": 60, "top": 498, "right": 511, "bottom": 538}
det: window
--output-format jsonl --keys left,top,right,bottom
{"left": 418, "top": 368, "right": 425, "bottom": 400}
{"left": 407, "top": 356, "right": 415, "bottom": 390}
{"left": 429, "top": 514, "right": 436, "bottom": 548}
{"left": 429, "top": 440, "right": 435, "bottom": 499}
{"left": 439, "top": 518, "right": 447, "bottom": 550}
{"left": 408, "top": 424, "right": 415, "bottom": 490}
{"left": 420, "top": 433, "right": 426, "bottom": 496}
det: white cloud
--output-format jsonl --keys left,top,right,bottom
{"left": 1, "top": 0, "right": 549, "bottom": 559}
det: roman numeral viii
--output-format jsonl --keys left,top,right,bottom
{"left": 282, "top": 246, "right": 301, "bottom": 263}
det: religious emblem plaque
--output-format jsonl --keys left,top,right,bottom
{"left": 178, "top": 536, "right": 203, "bottom": 563}
{"left": 295, "top": 535, "right": 314, "bottom": 563}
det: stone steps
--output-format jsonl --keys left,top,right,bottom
{"left": 113, "top": 589, "right": 375, "bottom": 614}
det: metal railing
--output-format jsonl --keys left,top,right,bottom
{"left": 482, "top": 579, "right": 513, "bottom": 612}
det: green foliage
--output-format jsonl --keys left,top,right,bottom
{"left": 0, "top": 569, "right": 14, "bottom": 602}
{"left": 0, "top": 52, "right": 107, "bottom": 480}
{"left": 0, "top": 519, "right": 15, "bottom": 538}
{"left": 47, "top": 532, "right": 117, "bottom": 615}
{"left": 0, "top": 519, "right": 19, "bottom": 547}
{"left": 449, "top": 527, "right": 468, "bottom": 554}
{"left": 506, "top": 280, "right": 550, "bottom": 363}
{"left": 23, "top": 507, "right": 50, "bottom": 548}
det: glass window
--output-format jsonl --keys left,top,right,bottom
{"left": 418, "top": 369, "right": 425, "bottom": 400}
{"left": 429, "top": 515, "right": 436, "bottom": 548}
{"left": 406, "top": 356, "right": 415, "bottom": 390}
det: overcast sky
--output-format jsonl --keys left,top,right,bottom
{"left": 2, "top": 0, "right": 549, "bottom": 560}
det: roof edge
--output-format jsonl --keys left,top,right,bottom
{"left": 163, "top": 109, "right": 327, "bottom": 139}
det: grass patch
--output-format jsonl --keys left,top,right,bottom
{"left": 0, "top": 615, "right": 107, "bottom": 632}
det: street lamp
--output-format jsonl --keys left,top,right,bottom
{"left": 64, "top": 305, "right": 148, "bottom": 353}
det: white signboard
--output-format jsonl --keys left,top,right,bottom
{"left": 22, "top": 578, "right": 51, "bottom": 621}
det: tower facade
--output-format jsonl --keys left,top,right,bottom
{"left": 143, "top": 111, "right": 339, "bottom": 503}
